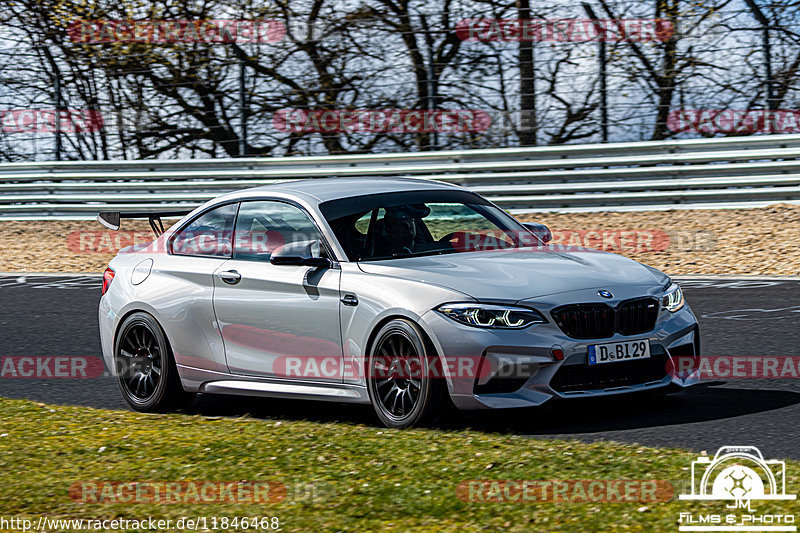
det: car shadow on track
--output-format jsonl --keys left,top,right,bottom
{"left": 180, "top": 382, "right": 800, "bottom": 436}
{"left": 451, "top": 384, "right": 800, "bottom": 435}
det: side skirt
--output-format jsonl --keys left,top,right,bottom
{"left": 177, "top": 364, "right": 370, "bottom": 404}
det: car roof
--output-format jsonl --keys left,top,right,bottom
{"left": 223, "top": 177, "right": 464, "bottom": 205}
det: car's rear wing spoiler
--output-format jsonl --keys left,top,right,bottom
{"left": 97, "top": 210, "right": 193, "bottom": 237}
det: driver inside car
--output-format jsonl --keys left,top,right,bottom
{"left": 374, "top": 204, "right": 430, "bottom": 257}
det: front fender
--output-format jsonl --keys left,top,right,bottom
{"left": 339, "top": 263, "right": 470, "bottom": 386}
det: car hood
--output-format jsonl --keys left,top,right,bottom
{"left": 356, "top": 247, "right": 669, "bottom": 301}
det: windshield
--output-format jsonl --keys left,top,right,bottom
{"left": 319, "top": 190, "right": 538, "bottom": 261}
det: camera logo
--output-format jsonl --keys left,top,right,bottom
{"left": 678, "top": 446, "right": 795, "bottom": 532}
{"left": 680, "top": 446, "right": 794, "bottom": 502}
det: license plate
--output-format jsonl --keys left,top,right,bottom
{"left": 588, "top": 340, "right": 650, "bottom": 365}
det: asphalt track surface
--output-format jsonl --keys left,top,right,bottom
{"left": 1, "top": 274, "right": 799, "bottom": 460}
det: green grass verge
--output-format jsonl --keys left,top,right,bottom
{"left": 0, "top": 397, "right": 798, "bottom": 532}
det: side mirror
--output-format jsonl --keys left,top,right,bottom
{"left": 270, "top": 240, "right": 331, "bottom": 268}
{"left": 522, "top": 222, "right": 552, "bottom": 244}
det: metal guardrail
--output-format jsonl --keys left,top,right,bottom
{"left": 4, "top": 133, "right": 800, "bottom": 218}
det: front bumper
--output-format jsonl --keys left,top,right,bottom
{"left": 419, "top": 292, "right": 700, "bottom": 410}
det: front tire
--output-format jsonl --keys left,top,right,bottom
{"left": 366, "top": 319, "right": 443, "bottom": 428}
{"left": 114, "top": 312, "right": 193, "bottom": 412}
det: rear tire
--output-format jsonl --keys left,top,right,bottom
{"left": 114, "top": 312, "right": 194, "bottom": 412}
{"left": 366, "top": 319, "right": 443, "bottom": 428}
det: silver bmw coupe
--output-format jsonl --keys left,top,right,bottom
{"left": 98, "top": 178, "right": 700, "bottom": 428}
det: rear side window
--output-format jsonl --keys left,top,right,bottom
{"left": 233, "top": 200, "right": 322, "bottom": 261}
{"left": 171, "top": 203, "right": 238, "bottom": 257}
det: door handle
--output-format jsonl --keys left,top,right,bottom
{"left": 217, "top": 270, "right": 241, "bottom": 285}
{"left": 340, "top": 293, "right": 358, "bottom": 306}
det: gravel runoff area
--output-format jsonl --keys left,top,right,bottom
{"left": 0, "top": 204, "right": 798, "bottom": 275}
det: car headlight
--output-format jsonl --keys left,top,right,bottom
{"left": 436, "top": 303, "right": 547, "bottom": 329}
{"left": 662, "top": 283, "right": 684, "bottom": 312}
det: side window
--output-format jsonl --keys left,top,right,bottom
{"left": 233, "top": 201, "right": 323, "bottom": 261}
{"left": 171, "top": 203, "right": 238, "bottom": 258}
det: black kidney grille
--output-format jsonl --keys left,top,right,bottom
{"left": 550, "top": 303, "right": 615, "bottom": 339}
{"left": 551, "top": 298, "right": 659, "bottom": 339}
{"left": 617, "top": 298, "right": 659, "bottom": 335}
